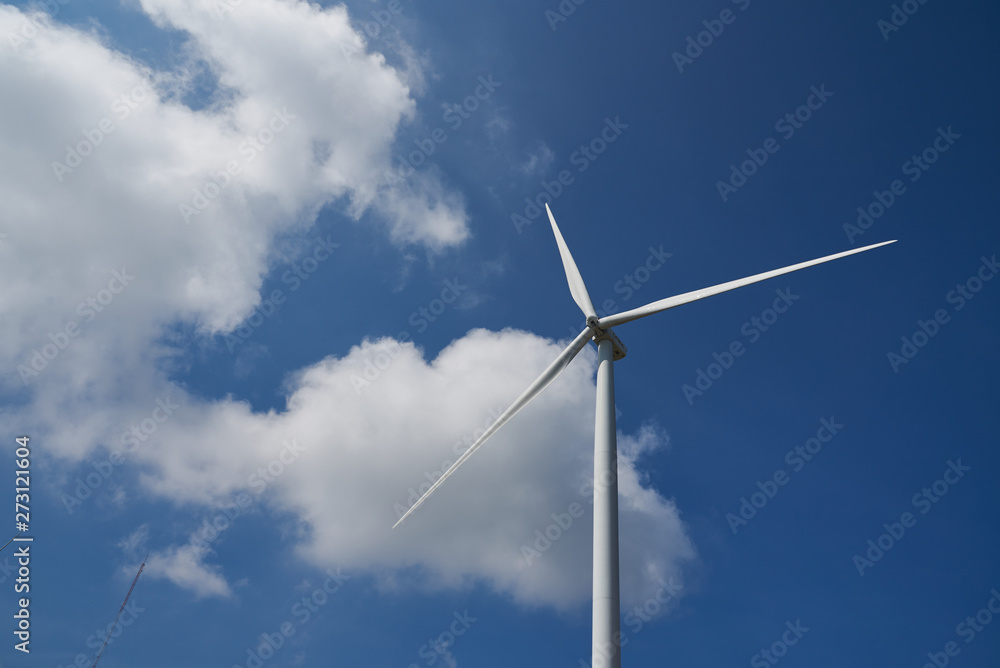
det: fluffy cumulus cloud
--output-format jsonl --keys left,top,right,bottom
{"left": 0, "top": 0, "right": 694, "bottom": 613}
{"left": 0, "top": 0, "right": 466, "bottom": 448}
{"left": 129, "top": 330, "right": 696, "bottom": 609}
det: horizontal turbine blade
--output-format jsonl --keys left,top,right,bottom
{"left": 546, "top": 204, "right": 597, "bottom": 320}
{"left": 598, "top": 240, "right": 896, "bottom": 329}
{"left": 392, "top": 327, "right": 594, "bottom": 528}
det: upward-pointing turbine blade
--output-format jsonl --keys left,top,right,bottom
{"left": 392, "top": 327, "right": 594, "bottom": 529}
{"left": 598, "top": 239, "right": 897, "bottom": 329}
{"left": 546, "top": 204, "right": 597, "bottom": 320}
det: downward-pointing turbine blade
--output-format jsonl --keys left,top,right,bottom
{"left": 598, "top": 240, "right": 897, "bottom": 329}
{"left": 546, "top": 204, "right": 597, "bottom": 320}
{"left": 392, "top": 327, "right": 594, "bottom": 529}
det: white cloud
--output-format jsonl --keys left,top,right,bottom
{"left": 116, "top": 523, "right": 231, "bottom": 599}
{"left": 0, "top": 0, "right": 466, "bottom": 453}
{"left": 519, "top": 141, "right": 555, "bottom": 176}
{"left": 147, "top": 543, "right": 233, "bottom": 599}
{"left": 373, "top": 168, "right": 468, "bottom": 250}
{"left": 0, "top": 1, "right": 695, "bottom": 613}
{"left": 118, "top": 524, "right": 150, "bottom": 557}
{"left": 129, "top": 330, "right": 695, "bottom": 609}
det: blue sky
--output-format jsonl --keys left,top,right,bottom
{"left": 0, "top": 0, "right": 998, "bottom": 666}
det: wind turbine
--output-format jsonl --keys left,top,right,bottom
{"left": 393, "top": 204, "right": 895, "bottom": 667}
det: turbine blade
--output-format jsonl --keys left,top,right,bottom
{"left": 546, "top": 204, "right": 597, "bottom": 319}
{"left": 393, "top": 327, "right": 594, "bottom": 528}
{"left": 598, "top": 240, "right": 897, "bottom": 329}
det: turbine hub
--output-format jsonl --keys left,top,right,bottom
{"left": 590, "top": 325, "right": 627, "bottom": 361}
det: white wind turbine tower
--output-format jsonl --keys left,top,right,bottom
{"left": 394, "top": 205, "right": 894, "bottom": 667}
